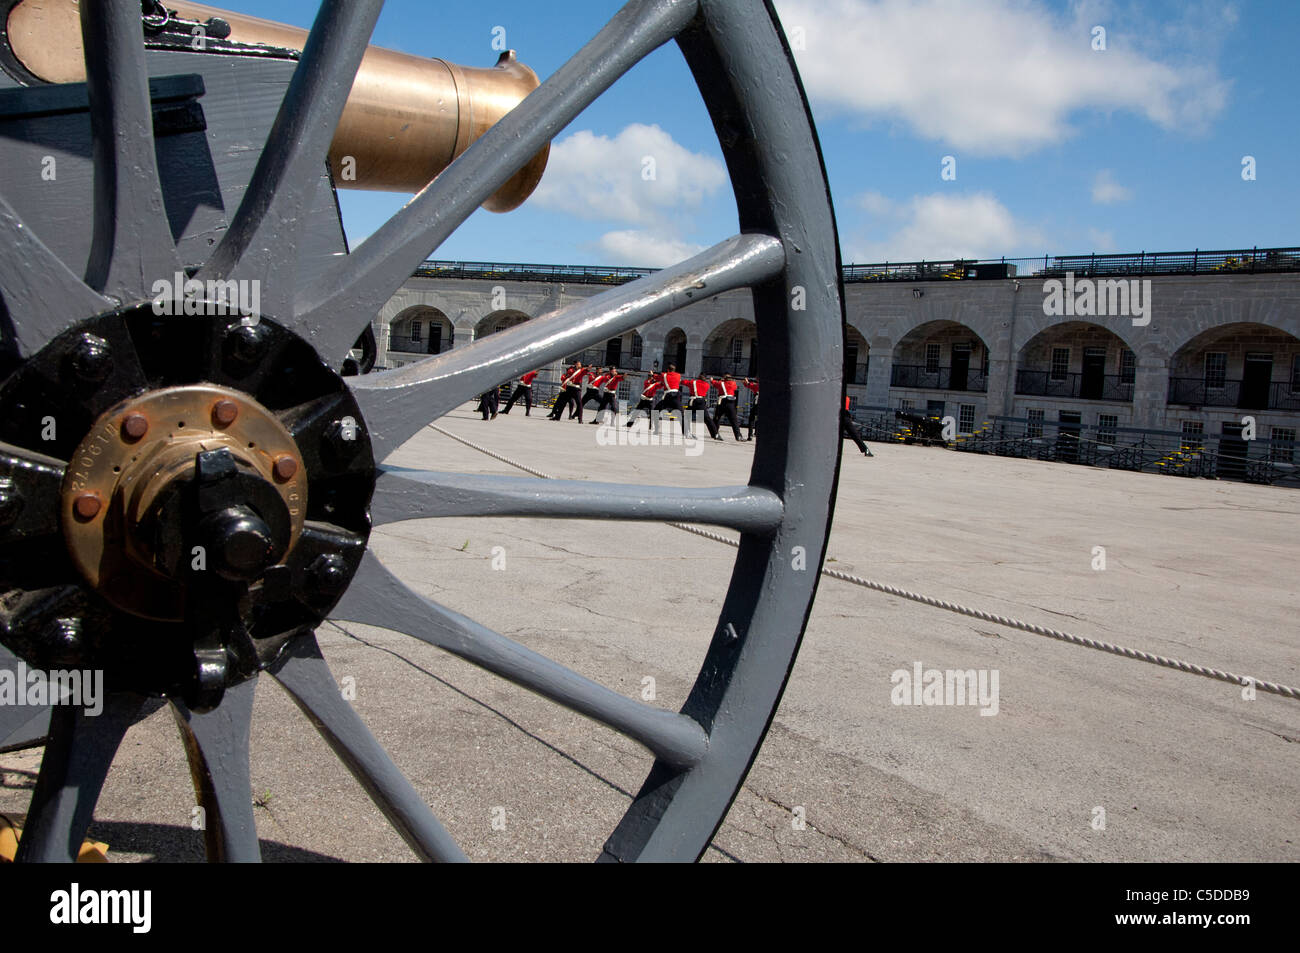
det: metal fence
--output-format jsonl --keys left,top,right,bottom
{"left": 1015, "top": 370, "right": 1134, "bottom": 402}
{"left": 415, "top": 245, "right": 1300, "bottom": 288}
{"left": 891, "top": 364, "right": 988, "bottom": 392}
{"left": 1167, "top": 377, "right": 1300, "bottom": 411}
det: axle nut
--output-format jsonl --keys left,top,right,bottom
{"left": 272, "top": 455, "right": 298, "bottom": 481}
{"left": 308, "top": 553, "right": 348, "bottom": 598}
{"left": 67, "top": 333, "right": 112, "bottom": 384}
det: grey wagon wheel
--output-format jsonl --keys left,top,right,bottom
{"left": 0, "top": 0, "right": 843, "bottom": 862}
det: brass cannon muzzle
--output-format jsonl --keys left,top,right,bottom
{"left": 5, "top": 0, "right": 548, "bottom": 211}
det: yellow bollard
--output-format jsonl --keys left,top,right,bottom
{"left": 0, "top": 813, "right": 109, "bottom": 862}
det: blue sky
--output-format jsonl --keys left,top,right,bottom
{"left": 214, "top": 0, "right": 1299, "bottom": 268}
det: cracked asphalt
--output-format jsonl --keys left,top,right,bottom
{"left": 2, "top": 404, "right": 1297, "bottom": 862}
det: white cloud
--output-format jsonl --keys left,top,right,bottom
{"left": 774, "top": 0, "right": 1230, "bottom": 156}
{"left": 592, "top": 230, "right": 706, "bottom": 268}
{"left": 1091, "top": 169, "right": 1132, "bottom": 204}
{"left": 847, "top": 191, "right": 1045, "bottom": 262}
{"left": 529, "top": 123, "right": 727, "bottom": 225}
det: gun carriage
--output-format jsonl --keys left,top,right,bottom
{"left": 0, "top": 0, "right": 844, "bottom": 862}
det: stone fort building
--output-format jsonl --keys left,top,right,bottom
{"left": 372, "top": 247, "right": 1300, "bottom": 457}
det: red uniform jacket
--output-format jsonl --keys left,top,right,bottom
{"left": 744, "top": 380, "right": 759, "bottom": 395}
{"left": 713, "top": 379, "right": 738, "bottom": 399}
{"left": 661, "top": 371, "right": 682, "bottom": 392}
{"left": 603, "top": 373, "right": 624, "bottom": 392}
{"left": 520, "top": 371, "right": 539, "bottom": 386}
{"left": 588, "top": 374, "right": 609, "bottom": 389}
{"left": 640, "top": 377, "right": 663, "bottom": 399}
{"left": 686, "top": 379, "right": 710, "bottom": 399}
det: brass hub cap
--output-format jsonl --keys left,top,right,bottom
{"left": 61, "top": 384, "right": 307, "bottom": 620}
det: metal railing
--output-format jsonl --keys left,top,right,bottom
{"left": 1168, "top": 377, "right": 1300, "bottom": 411}
{"left": 948, "top": 417, "right": 1300, "bottom": 487}
{"left": 1015, "top": 370, "right": 1134, "bottom": 402}
{"left": 700, "top": 356, "right": 756, "bottom": 377}
{"left": 415, "top": 246, "right": 1300, "bottom": 287}
{"left": 890, "top": 364, "right": 988, "bottom": 392}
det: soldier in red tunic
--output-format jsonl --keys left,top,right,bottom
{"left": 501, "top": 369, "right": 540, "bottom": 416}
{"left": 709, "top": 374, "right": 744, "bottom": 440}
{"left": 591, "top": 370, "right": 626, "bottom": 424}
{"left": 842, "top": 397, "right": 873, "bottom": 456}
{"left": 743, "top": 377, "right": 759, "bottom": 440}
{"left": 626, "top": 372, "right": 664, "bottom": 428}
{"left": 652, "top": 365, "right": 687, "bottom": 435}
{"left": 683, "top": 376, "right": 718, "bottom": 439}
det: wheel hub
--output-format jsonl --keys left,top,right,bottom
{"left": 0, "top": 308, "right": 376, "bottom": 709}
{"left": 61, "top": 384, "right": 308, "bottom": 620}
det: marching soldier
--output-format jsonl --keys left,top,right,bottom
{"left": 683, "top": 376, "right": 718, "bottom": 439}
{"left": 577, "top": 367, "right": 612, "bottom": 417}
{"left": 709, "top": 374, "right": 744, "bottom": 440}
{"left": 842, "top": 397, "right": 873, "bottom": 456}
{"left": 652, "top": 364, "right": 687, "bottom": 435}
{"left": 501, "top": 369, "right": 540, "bottom": 415}
{"left": 591, "top": 369, "right": 626, "bottom": 424}
{"left": 548, "top": 363, "right": 586, "bottom": 420}
{"left": 743, "top": 377, "right": 759, "bottom": 440}
{"left": 475, "top": 386, "right": 499, "bottom": 420}
{"left": 626, "top": 372, "right": 663, "bottom": 428}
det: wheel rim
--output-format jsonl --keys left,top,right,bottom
{"left": 0, "top": 0, "right": 844, "bottom": 863}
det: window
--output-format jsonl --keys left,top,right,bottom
{"left": 630, "top": 332, "right": 643, "bottom": 366}
{"left": 731, "top": 338, "right": 744, "bottom": 365}
{"left": 410, "top": 320, "right": 421, "bottom": 341}
{"left": 1270, "top": 427, "right": 1296, "bottom": 464}
{"left": 925, "top": 343, "right": 941, "bottom": 374}
{"left": 1097, "top": 414, "right": 1118, "bottom": 446}
{"left": 1203, "top": 353, "right": 1227, "bottom": 389}
{"left": 1027, "top": 408, "right": 1044, "bottom": 438}
{"left": 1181, "top": 419, "right": 1204, "bottom": 452}
{"left": 1050, "top": 348, "right": 1070, "bottom": 382}
{"left": 959, "top": 404, "right": 975, "bottom": 434}
{"left": 898, "top": 398, "right": 914, "bottom": 410}
{"left": 1120, "top": 350, "right": 1136, "bottom": 384}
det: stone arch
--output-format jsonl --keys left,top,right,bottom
{"left": 1015, "top": 320, "right": 1137, "bottom": 402}
{"left": 661, "top": 327, "right": 688, "bottom": 373}
{"left": 390, "top": 305, "right": 453, "bottom": 356}
{"left": 474, "top": 309, "right": 533, "bottom": 339}
{"left": 702, "top": 317, "right": 758, "bottom": 376}
{"left": 1166, "top": 322, "right": 1300, "bottom": 409}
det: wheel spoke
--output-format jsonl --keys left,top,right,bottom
{"left": 292, "top": 0, "right": 702, "bottom": 367}
{"left": 373, "top": 467, "right": 782, "bottom": 534}
{"left": 14, "top": 692, "right": 150, "bottom": 862}
{"left": 171, "top": 679, "right": 261, "bottom": 863}
{"left": 352, "top": 233, "right": 784, "bottom": 460}
{"left": 79, "top": 0, "right": 181, "bottom": 301}
{"left": 267, "top": 632, "right": 468, "bottom": 863}
{"left": 196, "top": 0, "right": 383, "bottom": 320}
{"left": 332, "top": 553, "right": 710, "bottom": 769}
{"left": 0, "top": 200, "right": 113, "bottom": 357}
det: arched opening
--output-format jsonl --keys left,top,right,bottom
{"left": 390, "top": 306, "right": 453, "bottom": 356}
{"left": 892, "top": 320, "right": 989, "bottom": 393}
{"left": 662, "top": 327, "right": 688, "bottom": 373}
{"left": 475, "top": 309, "right": 532, "bottom": 339}
{"left": 1167, "top": 322, "right": 1300, "bottom": 411}
{"left": 845, "top": 324, "right": 870, "bottom": 385}
{"left": 1015, "top": 321, "right": 1134, "bottom": 402}
{"left": 702, "top": 318, "right": 757, "bottom": 377}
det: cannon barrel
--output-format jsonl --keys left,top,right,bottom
{"left": 4, "top": 0, "right": 548, "bottom": 211}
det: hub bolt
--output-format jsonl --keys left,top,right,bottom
{"left": 308, "top": 553, "right": 348, "bottom": 598}
{"left": 73, "top": 493, "right": 102, "bottom": 520}
{"left": 223, "top": 322, "right": 271, "bottom": 376}
{"left": 68, "top": 333, "right": 112, "bottom": 384}
{"left": 121, "top": 413, "right": 149, "bottom": 441}
{"left": 212, "top": 400, "right": 240, "bottom": 427}
{"left": 272, "top": 455, "right": 298, "bottom": 482}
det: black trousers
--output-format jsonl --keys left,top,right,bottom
{"left": 714, "top": 397, "right": 742, "bottom": 439}
{"left": 652, "top": 391, "right": 687, "bottom": 434}
{"left": 626, "top": 397, "right": 654, "bottom": 425}
{"left": 476, "top": 389, "right": 499, "bottom": 420}
{"left": 841, "top": 408, "right": 870, "bottom": 454}
{"left": 502, "top": 384, "right": 532, "bottom": 415}
{"left": 686, "top": 397, "right": 718, "bottom": 438}
{"left": 747, "top": 400, "right": 758, "bottom": 439}
{"left": 592, "top": 390, "right": 619, "bottom": 421}
{"left": 550, "top": 385, "right": 580, "bottom": 419}
{"left": 573, "top": 387, "right": 602, "bottom": 417}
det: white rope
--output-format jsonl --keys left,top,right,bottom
{"left": 427, "top": 424, "right": 1300, "bottom": 701}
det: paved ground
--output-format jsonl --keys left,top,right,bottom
{"left": 2, "top": 402, "right": 1297, "bottom": 862}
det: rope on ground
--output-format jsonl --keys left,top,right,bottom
{"left": 426, "top": 423, "right": 1300, "bottom": 702}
